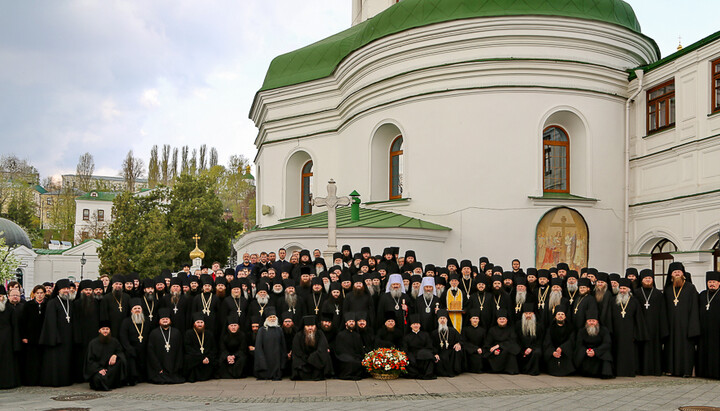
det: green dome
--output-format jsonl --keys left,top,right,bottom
{"left": 0, "top": 217, "right": 32, "bottom": 249}
{"left": 259, "top": 0, "right": 646, "bottom": 92}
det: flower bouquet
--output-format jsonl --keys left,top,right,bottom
{"left": 362, "top": 348, "right": 409, "bottom": 380}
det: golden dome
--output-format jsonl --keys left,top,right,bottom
{"left": 189, "top": 234, "right": 204, "bottom": 260}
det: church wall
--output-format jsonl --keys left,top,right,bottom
{"left": 628, "top": 35, "right": 720, "bottom": 282}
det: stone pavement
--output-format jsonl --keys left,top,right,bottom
{"left": 2, "top": 374, "right": 720, "bottom": 410}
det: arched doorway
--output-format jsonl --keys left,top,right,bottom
{"left": 535, "top": 207, "right": 589, "bottom": 271}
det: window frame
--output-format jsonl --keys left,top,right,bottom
{"left": 646, "top": 79, "right": 676, "bottom": 134}
{"left": 97, "top": 209, "right": 105, "bottom": 222}
{"left": 301, "top": 160, "right": 313, "bottom": 216}
{"left": 651, "top": 238, "right": 677, "bottom": 284}
{"left": 712, "top": 58, "right": 720, "bottom": 114}
{"left": 542, "top": 125, "right": 570, "bottom": 194}
{"left": 82, "top": 209, "right": 90, "bottom": 221}
{"left": 389, "top": 135, "right": 404, "bottom": 200}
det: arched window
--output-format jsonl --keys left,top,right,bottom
{"left": 301, "top": 161, "right": 313, "bottom": 216}
{"left": 390, "top": 135, "right": 403, "bottom": 199}
{"left": 713, "top": 240, "right": 720, "bottom": 272}
{"left": 543, "top": 126, "right": 569, "bottom": 193}
{"left": 651, "top": 239, "right": 677, "bottom": 282}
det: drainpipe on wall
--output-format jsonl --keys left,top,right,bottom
{"left": 624, "top": 69, "right": 645, "bottom": 272}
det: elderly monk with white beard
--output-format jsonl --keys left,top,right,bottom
{"left": 611, "top": 278, "right": 647, "bottom": 377}
{"left": 376, "top": 274, "right": 410, "bottom": 333}
{"left": 544, "top": 278, "right": 570, "bottom": 328}
{"left": 432, "top": 309, "right": 464, "bottom": 377}
{"left": 663, "top": 262, "right": 700, "bottom": 377}
{"left": 291, "top": 315, "right": 334, "bottom": 380}
{"left": 254, "top": 307, "right": 286, "bottom": 380}
{"left": 516, "top": 303, "right": 543, "bottom": 375}
{"left": 510, "top": 277, "right": 536, "bottom": 324}
{"left": 277, "top": 279, "right": 305, "bottom": 325}
{"left": 119, "top": 299, "right": 151, "bottom": 385}
{"left": 575, "top": 313, "right": 613, "bottom": 379}
{"left": 415, "top": 277, "right": 441, "bottom": 332}
{"left": 39, "top": 279, "right": 76, "bottom": 386}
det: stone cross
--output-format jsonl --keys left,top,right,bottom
{"left": 312, "top": 179, "right": 351, "bottom": 255}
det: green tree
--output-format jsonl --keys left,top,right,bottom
{"left": 6, "top": 187, "right": 35, "bottom": 229}
{"left": 217, "top": 155, "right": 256, "bottom": 232}
{"left": 168, "top": 173, "right": 232, "bottom": 266}
{"left": 148, "top": 145, "right": 160, "bottom": 188}
{"left": 48, "top": 188, "right": 77, "bottom": 242}
{"left": 0, "top": 236, "right": 20, "bottom": 283}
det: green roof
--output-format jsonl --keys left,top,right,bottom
{"left": 257, "top": 207, "right": 451, "bottom": 231}
{"left": 33, "top": 185, "right": 47, "bottom": 194}
{"left": 630, "top": 29, "right": 720, "bottom": 80}
{"left": 260, "top": 0, "right": 643, "bottom": 91}
{"left": 76, "top": 191, "right": 118, "bottom": 202}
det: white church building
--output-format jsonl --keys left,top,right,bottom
{"left": 236, "top": 0, "right": 720, "bottom": 284}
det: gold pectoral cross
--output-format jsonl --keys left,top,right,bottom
{"left": 621, "top": 310, "right": 626, "bottom": 318}
{"left": 200, "top": 347, "right": 204, "bottom": 354}
{"left": 673, "top": 298, "right": 679, "bottom": 306}
{"left": 314, "top": 307, "right": 319, "bottom": 314}
{"left": 138, "top": 335, "right": 143, "bottom": 342}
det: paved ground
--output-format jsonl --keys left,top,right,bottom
{"left": 3, "top": 374, "right": 720, "bottom": 410}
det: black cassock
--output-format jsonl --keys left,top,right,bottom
{"left": 461, "top": 324, "right": 486, "bottom": 373}
{"left": 343, "top": 292, "right": 375, "bottom": 327}
{"left": 595, "top": 291, "right": 614, "bottom": 331}
{"left": 254, "top": 326, "right": 286, "bottom": 380}
{"left": 376, "top": 292, "right": 410, "bottom": 332}
{"left": 432, "top": 327, "right": 464, "bottom": 377}
{"left": 119, "top": 317, "right": 151, "bottom": 383}
{"left": 19, "top": 298, "right": 46, "bottom": 386}
{"left": 218, "top": 330, "right": 248, "bottom": 379}
{"left": 415, "top": 294, "right": 441, "bottom": 332}
{"left": 277, "top": 296, "right": 306, "bottom": 327}
{"left": 0, "top": 305, "right": 21, "bottom": 389}
{"left": 334, "top": 329, "right": 366, "bottom": 380}
{"left": 375, "top": 326, "right": 404, "bottom": 349}
{"left": 291, "top": 330, "right": 334, "bottom": 381}
{"left": 543, "top": 322, "right": 575, "bottom": 376}
{"left": 574, "top": 326, "right": 613, "bottom": 378}
{"left": 571, "top": 294, "right": 598, "bottom": 330}
{"left": 72, "top": 296, "right": 100, "bottom": 383}
{"left": 663, "top": 282, "right": 700, "bottom": 377}
{"left": 219, "top": 296, "right": 249, "bottom": 331}
{"left": 161, "top": 294, "right": 191, "bottom": 335}
{"left": 146, "top": 326, "right": 184, "bottom": 384}
{"left": 635, "top": 286, "right": 668, "bottom": 376}
{"left": 39, "top": 297, "right": 74, "bottom": 387}
{"left": 466, "top": 292, "right": 494, "bottom": 330}
{"left": 321, "top": 298, "right": 344, "bottom": 330}
{"left": 184, "top": 329, "right": 217, "bottom": 382}
{"left": 697, "top": 289, "right": 720, "bottom": 379}
{"left": 100, "top": 292, "right": 130, "bottom": 336}
{"left": 402, "top": 330, "right": 435, "bottom": 379}
{"left": 610, "top": 296, "right": 647, "bottom": 377}
{"left": 191, "top": 293, "right": 220, "bottom": 336}
{"left": 84, "top": 337, "right": 127, "bottom": 391}
{"left": 516, "top": 321, "right": 544, "bottom": 376}
{"left": 484, "top": 325, "right": 520, "bottom": 375}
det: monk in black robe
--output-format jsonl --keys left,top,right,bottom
{"left": 140, "top": 279, "right": 160, "bottom": 330}
{"left": 334, "top": 312, "right": 366, "bottom": 380}
{"left": 635, "top": 269, "right": 667, "bottom": 376}
{"left": 184, "top": 312, "right": 217, "bottom": 382}
{"left": 432, "top": 309, "right": 464, "bottom": 377}
{"left": 484, "top": 309, "right": 520, "bottom": 375}
{"left": 571, "top": 278, "right": 598, "bottom": 330}
{"left": 146, "top": 308, "right": 184, "bottom": 384}
{"left": 466, "top": 278, "right": 494, "bottom": 330}
{"left": 594, "top": 272, "right": 614, "bottom": 331}
{"left": 19, "top": 285, "right": 47, "bottom": 386}
{"left": 516, "top": 303, "right": 543, "bottom": 376}
{"left": 39, "top": 279, "right": 75, "bottom": 387}
{"left": 0, "top": 286, "right": 20, "bottom": 389}
{"left": 509, "top": 278, "right": 536, "bottom": 325}
{"left": 100, "top": 275, "right": 130, "bottom": 337}
{"left": 375, "top": 312, "right": 404, "bottom": 349}
{"left": 402, "top": 315, "right": 435, "bottom": 379}
{"left": 291, "top": 315, "right": 334, "bottom": 380}
{"left": 254, "top": 307, "right": 286, "bottom": 380}
{"left": 219, "top": 279, "right": 249, "bottom": 331}
{"left": 162, "top": 278, "right": 191, "bottom": 335}
{"left": 321, "top": 284, "right": 344, "bottom": 330}
{"left": 663, "top": 262, "right": 700, "bottom": 377}
{"left": 575, "top": 315, "right": 613, "bottom": 379}
{"left": 611, "top": 279, "right": 647, "bottom": 377}
{"left": 191, "top": 276, "right": 219, "bottom": 338}
{"left": 72, "top": 280, "right": 99, "bottom": 383}
{"left": 84, "top": 321, "right": 127, "bottom": 391}
{"left": 376, "top": 274, "right": 410, "bottom": 333}
{"left": 276, "top": 281, "right": 306, "bottom": 326}
{"left": 415, "top": 277, "right": 441, "bottom": 332}
{"left": 218, "top": 313, "right": 248, "bottom": 379}
{"left": 119, "top": 299, "right": 151, "bottom": 385}
{"left": 697, "top": 271, "right": 720, "bottom": 379}
{"left": 543, "top": 305, "right": 575, "bottom": 376}
{"left": 343, "top": 278, "right": 375, "bottom": 328}
{"left": 461, "top": 310, "right": 486, "bottom": 373}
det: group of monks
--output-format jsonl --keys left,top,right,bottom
{"left": 0, "top": 245, "right": 718, "bottom": 391}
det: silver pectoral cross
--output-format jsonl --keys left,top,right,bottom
{"left": 149, "top": 314, "right": 153, "bottom": 321}
{"left": 173, "top": 306, "right": 178, "bottom": 314}
{"left": 66, "top": 315, "right": 70, "bottom": 323}
{"left": 165, "top": 343, "right": 171, "bottom": 352}
{"left": 644, "top": 302, "right": 650, "bottom": 309}
{"left": 312, "top": 179, "right": 351, "bottom": 252}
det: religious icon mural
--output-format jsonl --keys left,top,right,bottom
{"left": 535, "top": 207, "right": 589, "bottom": 272}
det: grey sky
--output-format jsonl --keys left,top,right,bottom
{"left": 1, "top": 1, "right": 717, "bottom": 180}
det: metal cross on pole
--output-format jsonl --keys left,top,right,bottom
{"left": 312, "top": 179, "right": 351, "bottom": 257}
